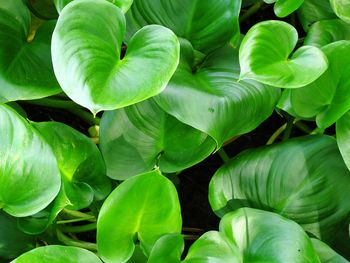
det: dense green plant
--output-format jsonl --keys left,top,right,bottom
{"left": 0, "top": 0, "right": 350, "bottom": 262}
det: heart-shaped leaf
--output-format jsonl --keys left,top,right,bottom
{"left": 0, "top": 0, "right": 61, "bottom": 101}
{"left": 52, "top": 0, "right": 179, "bottom": 114}
{"left": 304, "top": 19, "right": 350, "bottom": 47}
{"left": 155, "top": 42, "right": 279, "bottom": 147}
{"left": 264, "top": 0, "right": 304, "bottom": 17}
{"left": 278, "top": 40, "right": 350, "bottom": 128}
{"left": 0, "top": 104, "right": 61, "bottom": 217}
{"left": 125, "top": 0, "right": 241, "bottom": 53}
{"left": 209, "top": 135, "right": 350, "bottom": 241}
{"left": 0, "top": 212, "right": 35, "bottom": 261}
{"left": 239, "top": 20, "right": 328, "bottom": 88}
{"left": 99, "top": 98, "right": 216, "bottom": 180}
{"left": 34, "top": 121, "right": 111, "bottom": 210}
{"left": 148, "top": 234, "right": 184, "bottom": 263}
{"left": 297, "top": 0, "right": 337, "bottom": 31}
{"left": 330, "top": 0, "right": 350, "bottom": 24}
{"left": 54, "top": 0, "right": 133, "bottom": 13}
{"left": 97, "top": 170, "right": 182, "bottom": 263}
{"left": 12, "top": 245, "right": 102, "bottom": 263}
{"left": 311, "top": 238, "right": 349, "bottom": 263}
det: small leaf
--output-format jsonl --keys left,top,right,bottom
{"left": 125, "top": 0, "right": 241, "bottom": 53}
{"left": 148, "top": 234, "right": 184, "bottom": 263}
{"left": 239, "top": 20, "right": 328, "bottom": 88}
{"left": 265, "top": 0, "right": 304, "bottom": 17}
{"left": 97, "top": 170, "right": 182, "bottom": 263}
{"left": 0, "top": 0, "right": 61, "bottom": 101}
{"left": 155, "top": 42, "right": 279, "bottom": 147}
{"left": 52, "top": 0, "right": 179, "bottom": 114}
{"left": 209, "top": 135, "right": 350, "bottom": 241}
{"left": 330, "top": 0, "right": 350, "bottom": 24}
{"left": 0, "top": 104, "right": 61, "bottom": 217}
{"left": 12, "top": 245, "right": 102, "bottom": 263}
{"left": 99, "top": 98, "right": 215, "bottom": 180}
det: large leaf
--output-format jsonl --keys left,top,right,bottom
{"left": 54, "top": 0, "right": 133, "bottom": 13}
{"left": 278, "top": 40, "right": 350, "bottom": 128}
{"left": 311, "top": 238, "right": 349, "bottom": 263}
{"left": 264, "top": 0, "right": 304, "bottom": 17}
{"left": 125, "top": 0, "right": 241, "bottom": 53}
{"left": 34, "top": 121, "right": 111, "bottom": 210}
{"left": 239, "top": 20, "right": 328, "bottom": 88}
{"left": 0, "top": 0, "right": 61, "bottom": 101}
{"left": 99, "top": 98, "right": 215, "bottom": 180}
{"left": 155, "top": 41, "right": 279, "bottom": 147}
{"left": 297, "top": 0, "right": 337, "bottom": 31}
{"left": 0, "top": 212, "right": 35, "bottom": 261}
{"left": 12, "top": 245, "right": 102, "bottom": 263}
{"left": 97, "top": 170, "right": 182, "bottom": 263}
{"left": 0, "top": 104, "right": 61, "bottom": 217}
{"left": 209, "top": 135, "right": 350, "bottom": 241}
{"left": 52, "top": 0, "right": 179, "bottom": 114}
{"left": 330, "top": 0, "right": 350, "bottom": 24}
{"left": 304, "top": 19, "right": 350, "bottom": 47}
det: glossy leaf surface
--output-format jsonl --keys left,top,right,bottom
{"left": 125, "top": 0, "right": 241, "bottom": 53}
{"left": 52, "top": 0, "right": 179, "bottom": 114}
{"left": 0, "top": 0, "right": 61, "bottom": 101}
{"left": 330, "top": 0, "right": 350, "bottom": 24}
{"left": 279, "top": 41, "right": 350, "bottom": 128}
{"left": 0, "top": 104, "right": 61, "bottom": 217}
{"left": 99, "top": 99, "right": 216, "bottom": 180}
{"left": 304, "top": 19, "right": 350, "bottom": 47}
{"left": 297, "top": 0, "right": 337, "bottom": 31}
{"left": 54, "top": 0, "right": 133, "bottom": 13}
{"left": 209, "top": 135, "right": 350, "bottom": 241}
{"left": 12, "top": 245, "right": 102, "bottom": 263}
{"left": 34, "top": 121, "right": 111, "bottom": 210}
{"left": 311, "top": 238, "right": 349, "bottom": 263}
{"left": 239, "top": 20, "right": 328, "bottom": 88}
{"left": 264, "top": 0, "right": 304, "bottom": 17}
{"left": 148, "top": 234, "right": 184, "bottom": 263}
{"left": 155, "top": 42, "right": 279, "bottom": 147}
{"left": 97, "top": 171, "right": 182, "bottom": 263}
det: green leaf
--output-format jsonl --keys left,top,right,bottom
{"left": 279, "top": 40, "right": 350, "bottom": 128}
{"left": 0, "top": 212, "right": 35, "bottom": 261}
{"left": 125, "top": 0, "right": 241, "bottom": 53}
{"left": 0, "top": 104, "right": 61, "bottom": 217}
{"left": 239, "top": 20, "right": 328, "bottom": 88}
{"left": 311, "top": 238, "right": 349, "bottom": 263}
{"left": 297, "top": 0, "right": 337, "bottom": 31}
{"left": 304, "top": 19, "right": 350, "bottom": 47}
{"left": 54, "top": 0, "right": 133, "bottom": 13}
{"left": 0, "top": 0, "right": 61, "bottom": 101}
{"left": 27, "top": 0, "right": 58, "bottom": 19}
{"left": 330, "top": 0, "right": 350, "bottom": 24}
{"left": 155, "top": 42, "right": 279, "bottom": 147}
{"left": 97, "top": 170, "right": 182, "bottom": 263}
{"left": 148, "top": 234, "right": 184, "bottom": 263}
{"left": 52, "top": 0, "right": 179, "bottom": 114}
{"left": 34, "top": 121, "right": 111, "bottom": 210}
{"left": 12, "top": 245, "right": 102, "bottom": 263}
{"left": 209, "top": 135, "right": 350, "bottom": 241}
{"left": 219, "top": 208, "right": 320, "bottom": 262}
{"left": 336, "top": 111, "right": 350, "bottom": 172}
{"left": 99, "top": 98, "right": 215, "bottom": 180}
{"left": 264, "top": 0, "right": 304, "bottom": 17}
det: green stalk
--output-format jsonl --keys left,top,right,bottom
{"left": 56, "top": 216, "right": 96, "bottom": 225}
{"left": 282, "top": 117, "right": 294, "bottom": 141}
{"left": 218, "top": 148, "right": 230, "bottom": 163}
{"left": 67, "top": 108, "right": 100, "bottom": 125}
{"left": 60, "top": 223, "right": 97, "bottom": 233}
{"left": 61, "top": 208, "right": 95, "bottom": 220}
{"left": 22, "top": 98, "right": 80, "bottom": 109}
{"left": 240, "top": 1, "right": 264, "bottom": 23}
{"left": 266, "top": 123, "right": 287, "bottom": 145}
{"left": 56, "top": 229, "right": 97, "bottom": 251}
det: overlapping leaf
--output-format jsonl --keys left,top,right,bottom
{"left": 52, "top": 0, "right": 179, "bottom": 114}
{"left": 99, "top": 98, "right": 215, "bottom": 180}
{"left": 97, "top": 170, "right": 182, "bottom": 263}
{"left": 209, "top": 135, "right": 350, "bottom": 241}
{"left": 264, "top": 0, "right": 304, "bottom": 17}
{"left": 12, "top": 246, "right": 102, "bottom": 263}
{"left": 0, "top": 104, "right": 61, "bottom": 217}
{"left": 155, "top": 41, "right": 279, "bottom": 147}
{"left": 54, "top": 0, "right": 133, "bottom": 13}
{"left": 311, "top": 238, "right": 349, "bottom": 263}
{"left": 330, "top": 0, "right": 350, "bottom": 24}
{"left": 0, "top": 0, "right": 61, "bottom": 101}
{"left": 125, "top": 0, "right": 241, "bottom": 53}
{"left": 239, "top": 20, "right": 328, "bottom": 88}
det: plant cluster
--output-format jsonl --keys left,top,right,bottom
{"left": 0, "top": 0, "right": 350, "bottom": 262}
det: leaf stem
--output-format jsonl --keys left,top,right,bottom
{"left": 282, "top": 117, "right": 294, "bottom": 141}
{"left": 183, "top": 234, "right": 199, "bottom": 241}
{"left": 239, "top": 1, "right": 264, "bottom": 23}
{"left": 294, "top": 120, "right": 312, "bottom": 134}
{"left": 67, "top": 108, "right": 100, "bottom": 125}
{"left": 61, "top": 208, "right": 95, "bottom": 219}
{"left": 218, "top": 148, "right": 230, "bottom": 163}
{"left": 22, "top": 98, "right": 80, "bottom": 109}
{"left": 56, "top": 229, "right": 97, "bottom": 251}
{"left": 56, "top": 216, "right": 96, "bottom": 225}
{"left": 266, "top": 123, "right": 287, "bottom": 145}
{"left": 59, "top": 222, "right": 97, "bottom": 233}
